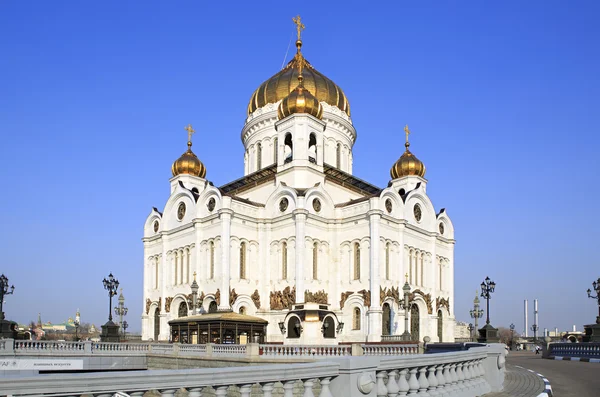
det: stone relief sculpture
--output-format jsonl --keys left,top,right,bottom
{"left": 380, "top": 286, "right": 400, "bottom": 305}
{"left": 340, "top": 291, "right": 354, "bottom": 309}
{"left": 158, "top": 297, "right": 162, "bottom": 313}
{"left": 436, "top": 296, "right": 450, "bottom": 312}
{"left": 270, "top": 286, "right": 296, "bottom": 310}
{"left": 251, "top": 289, "right": 261, "bottom": 309}
{"left": 146, "top": 298, "right": 152, "bottom": 314}
{"left": 410, "top": 289, "right": 433, "bottom": 314}
{"left": 305, "top": 289, "right": 328, "bottom": 304}
{"left": 215, "top": 289, "right": 221, "bottom": 306}
{"left": 229, "top": 288, "right": 238, "bottom": 307}
{"left": 358, "top": 289, "right": 371, "bottom": 307}
{"left": 164, "top": 297, "right": 174, "bottom": 313}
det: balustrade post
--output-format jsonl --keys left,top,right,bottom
{"left": 303, "top": 378, "right": 316, "bottom": 397}
{"left": 215, "top": 385, "right": 229, "bottom": 397}
{"left": 377, "top": 371, "right": 387, "bottom": 397}
{"left": 396, "top": 368, "right": 409, "bottom": 397}
{"left": 128, "top": 392, "right": 146, "bottom": 397}
{"left": 239, "top": 384, "right": 253, "bottom": 397}
{"left": 418, "top": 367, "right": 430, "bottom": 397}
{"left": 455, "top": 362, "right": 465, "bottom": 393}
{"left": 320, "top": 377, "right": 334, "bottom": 397}
{"left": 261, "top": 382, "right": 275, "bottom": 397}
{"left": 442, "top": 364, "right": 453, "bottom": 394}
{"left": 408, "top": 368, "right": 420, "bottom": 395}
{"left": 206, "top": 343, "right": 214, "bottom": 357}
{"left": 283, "top": 381, "right": 296, "bottom": 397}
{"left": 160, "top": 389, "right": 177, "bottom": 397}
{"left": 426, "top": 366, "right": 438, "bottom": 397}
{"left": 435, "top": 365, "right": 448, "bottom": 397}
{"left": 387, "top": 370, "right": 400, "bottom": 397}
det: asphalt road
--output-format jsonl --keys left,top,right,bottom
{"left": 507, "top": 351, "right": 600, "bottom": 397}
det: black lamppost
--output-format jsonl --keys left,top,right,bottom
{"left": 510, "top": 323, "right": 515, "bottom": 349}
{"left": 101, "top": 273, "right": 121, "bottom": 342}
{"left": 477, "top": 276, "right": 499, "bottom": 343}
{"left": 480, "top": 277, "right": 496, "bottom": 325}
{"left": 468, "top": 323, "right": 474, "bottom": 342}
{"left": 122, "top": 321, "right": 128, "bottom": 339}
{"left": 587, "top": 278, "right": 600, "bottom": 324}
{"left": 0, "top": 274, "right": 15, "bottom": 321}
{"left": 530, "top": 324, "right": 539, "bottom": 342}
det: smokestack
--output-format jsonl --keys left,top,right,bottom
{"left": 573, "top": 325, "right": 577, "bottom": 332}
{"left": 544, "top": 328, "right": 548, "bottom": 337}
{"left": 555, "top": 327, "right": 558, "bottom": 335}
{"left": 524, "top": 300, "right": 528, "bottom": 337}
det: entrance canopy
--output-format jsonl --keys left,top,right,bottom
{"left": 168, "top": 312, "right": 268, "bottom": 344}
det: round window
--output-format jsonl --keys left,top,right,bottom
{"left": 413, "top": 204, "right": 422, "bottom": 222}
{"left": 439, "top": 223, "right": 445, "bottom": 235}
{"left": 177, "top": 202, "right": 186, "bottom": 220}
{"left": 207, "top": 197, "right": 216, "bottom": 212}
{"left": 153, "top": 220, "right": 159, "bottom": 233}
{"left": 313, "top": 198, "right": 322, "bottom": 212}
{"left": 385, "top": 199, "right": 393, "bottom": 213}
{"left": 279, "top": 197, "right": 289, "bottom": 212}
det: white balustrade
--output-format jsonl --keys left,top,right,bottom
{"left": 213, "top": 344, "right": 246, "bottom": 356}
{"left": 362, "top": 344, "right": 419, "bottom": 356}
{"left": 260, "top": 344, "right": 351, "bottom": 358}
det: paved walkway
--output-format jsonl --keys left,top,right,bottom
{"left": 485, "top": 363, "right": 546, "bottom": 397}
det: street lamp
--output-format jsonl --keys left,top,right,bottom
{"left": 509, "top": 323, "right": 515, "bottom": 349}
{"left": 0, "top": 274, "right": 15, "bottom": 321}
{"left": 401, "top": 274, "right": 412, "bottom": 341}
{"left": 114, "top": 288, "right": 128, "bottom": 336}
{"left": 480, "top": 277, "right": 496, "bottom": 325}
{"left": 467, "top": 323, "right": 474, "bottom": 342}
{"left": 587, "top": 277, "right": 600, "bottom": 324}
{"left": 470, "top": 290, "right": 484, "bottom": 334}
{"left": 190, "top": 272, "right": 199, "bottom": 315}
{"left": 103, "top": 273, "right": 119, "bottom": 322}
{"left": 531, "top": 324, "right": 539, "bottom": 342}
{"left": 74, "top": 309, "right": 80, "bottom": 341}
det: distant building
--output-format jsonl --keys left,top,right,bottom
{"left": 454, "top": 321, "right": 471, "bottom": 340}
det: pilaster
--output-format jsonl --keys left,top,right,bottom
{"left": 294, "top": 207, "right": 308, "bottom": 303}
{"left": 219, "top": 207, "right": 233, "bottom": 311}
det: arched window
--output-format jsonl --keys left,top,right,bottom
{"left": 352, "top": 307, "right": 361, "bottom": 330}
{"left": 309, "top": 133, "right": 317, "bottom": 164}
{"left": 322, "top": 317, "right": 335, "bottom": 338}
{"left": 284, "top": 133, "right": 293, "bottom": 164}
{"left": 273, "top": 137, "right": 278, "bottom": 164}
{"left": 173, "top": 251, "right": 178, "bottom": 286}
{"left": 385, "top": 243, "right": 390, "bottom": 280}
{"left": 208, "top": 301, "right": 218, "bottom": 314}
{"left": 178, "top": 301, "right": 188, "bottom": 318}
{"left": 153, "top": 308, "right": 160, "bottom": 341}
{"left": 287, "top": 317, "right": 301, "bottom": 339}
{"left": 240, "top": 242, "right": 246, "bottom": 279}
{"left": 437, "top": 310, "right": 443, "bottom": 342}
{"left": 336, "top": 143, "right": 341, "bottom": 168}
{"left": 409, "top": 249, "right": 414, "bottom": 285}
{"left": 439, "top": 258, "right": 443, "bottom": 290}
{"left": 210, "top": 241, "right": 215, "bottom": 279}
{"left": 353, "top": 242, "right": 361, "bottom": 280}
{"left": 420, "top": 253, "right": 424, "bottom": 286}
{"left": 155, "top": 257, "right": 159, "bottom": 289}
{"left": 257, "top": 142, "right": 262, "bottom": 170}
{"left": 312, "top": 241, "right": 318, "bottom": 280}
{"left": 282, "top": 241, "right": 288, "bottom": 279}
{"left": 382, "top": 303, "right": 391, "bottom": 336}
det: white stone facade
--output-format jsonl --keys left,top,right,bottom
{"left": 142, "top": 89, "right": 455, "bottom": 344}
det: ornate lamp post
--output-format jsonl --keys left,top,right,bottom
{"left": 0, "top": 274, "right": 15, "bottom": 321}
{"left": 467, "top": 323, "right": 474, "bottom": 342}
{"left": 470, "top": 290, "right": 484, "bottom": 334}
{"left": 114, "top": 288, "right": 129, "bottom": 337}
{"left": 191, "top": 272, "right": 199, "bottom": 315}
{"left": 477, "top": 276, "right": 499, "bottom": 343}
{"left": 401, "top": 274, "right": 412, "bottom": 341}
{"left": 509, "top": 323, "right": 515, "bottom": 349}
{"left": 122, "top": 321, "right": 128, "bottom": 339}
{"left": 100, "top": 273, "right": 121, "bottom": 342}
{"left": 587, "top": 278, "right": 600, "bottom": 342}
{"left": 74, "top": 309, "right": 80, "bottom": 341}
{"left": 530, "top": 324, "right": 539, "bottom": 342}
{"left": 0, "top": 274, "right": 16, "bottom": 338}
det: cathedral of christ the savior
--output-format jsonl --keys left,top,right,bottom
{"left": 141, "top": 17, "right": 455, "bottom": 344}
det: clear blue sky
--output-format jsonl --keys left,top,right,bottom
{"left": 1, "top": 1, "right": 598, "bottom": 335}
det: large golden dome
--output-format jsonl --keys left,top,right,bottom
{"left": 248, "top": 40, "right": 350, "bottom": 117}
{"left": 278, "top": 75, "right": 324, "bottom": 120}
{"left": 390, "top": 125, "right": 426, "bottom": 179}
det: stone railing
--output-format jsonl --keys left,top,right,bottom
{"left": 213, "top": 344, "right": 247, "bottom": 357}
{"left": 7, "top": 340, "right": 151, "bottom": 355}
{"left": 546, "top": 342, "right": 600, "bottom": 358}
{"left": 260, "top": 344, "right": 351, "bottom": 358}
{"left": 0, "top": 345, "right": 507, "bottom": 397}
{"left": 362, "top": 343, "right": 419, "bottom": 356}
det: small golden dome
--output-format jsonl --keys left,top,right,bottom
{"left": 172, "top": 141, "right": 206, "bottom": 178}
{"left": 390, "top": 125, "right": 426, "bottom": 179}
{"left": 277, "top": 76, "right": 323, "bottom": 120}
{"left": 248, "top": 39, "right": 350, "bottom": 117}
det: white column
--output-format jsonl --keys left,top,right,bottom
{"left": 220, "top": 209, "right": 232, "bottom": 310}
{"left": 294, "top": 209, "right": 307, "bottom": 304}
{"left": 367, "top": 207, "right": 382, "bottom": 342}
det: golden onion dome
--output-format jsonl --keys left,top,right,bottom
{"left": 248, "top": 40, "right": 350, "bottom": 117}
{"left": 277, "top": 75, "right": 323, "bottom": 120}
{"left": 390, "top": 125, "right": 426, "bottom": 179}
{"left": 172, "top": 125, "right": 206, "bottom": 178}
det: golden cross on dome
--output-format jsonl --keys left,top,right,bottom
{"left": 193, "top": 271, "right": 197, "bottom": 281}
{"left": 185, "top": 124, "right": 195, "bottom": 143}
{"left": 404, "top": 124, "right": 411, "bottom": 145}
{"left": 292, "top": 15, "right": 305, "bottom": 41}
{"left": 405, "top": 273, "right": 409, "bottom": 282}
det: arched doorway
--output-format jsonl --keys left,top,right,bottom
{"left": 437, "top": 310, "right": 443, "bottom": 342}
{"left": 382, "top": 303, "right": 391, "bottom": 336}
{"left": 410, "top": 304, "right": 420, "bottom": 342}
{"left": 153, "top": 308, "right": 160, "bottom": 341}
{"left": 287, "top": 317, "right": 301, "bottom": 339}
{"left": 208, "top": 301, "right": 218, "bottom": 313}
{"left": 178, "top": 301, "right": 188, "bottom": 318}
{"left": 322, "top": 316, "right": 335, "bottom": 338}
